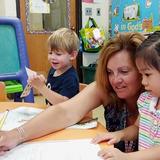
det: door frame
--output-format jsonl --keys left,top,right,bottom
{"left": 15, "top": 0, "right": 80, "bottom": 75}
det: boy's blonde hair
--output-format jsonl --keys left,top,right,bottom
{"left": 48, "top": 28, "right": 80, "bottom": 54}
{"left": 96, "top": 32, "right": 145, "bottom": 95}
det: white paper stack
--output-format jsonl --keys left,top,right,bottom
{"left": 1, "top": 139, "right": 101, "bottom": 160}
{"left": 0, "top": 106, "right": 43, "bottom": 131}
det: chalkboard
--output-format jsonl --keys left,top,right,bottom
{"left": 0, "top": 25, "right": 20, "bottom": 74}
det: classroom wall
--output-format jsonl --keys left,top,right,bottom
{"left": 0, "top": 0, "right": 110, "bottom": 67}
{"left": 82, "top": 0, "right": 109, "bottom": 32}
{"left": 0, "top": 0, "right": 17, "bottom": 17}
{"left": 82, "top": 0, "right": 110, "bottom": 66}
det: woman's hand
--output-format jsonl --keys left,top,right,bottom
{"left": 98, "top": 147, "right": 128, "bottom": 160}
{"left": 91, "top": 131, "right": 123, "bottom": 145}
{"left": 0, "top": 129, "right": 20, "bottom": 155}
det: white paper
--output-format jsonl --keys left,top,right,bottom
{"left": 68, "top": 118, "right": 98, "bottom": 129}
{"left": 29, "top": 0, "right": 50, "bottom": 13}
{"left": 20, "top": 83, "right": 32, "bottom": 98}
{"left": 1, "top": 139, "right": 101, "bottom": 160}
{"left": 93, "top": 28, "right": 101, "bottom": 40}
{"left": 0, "top": 107, "right": 43, "bottom": 131}
{"left": 25, "top": 67, "right": 37, "bottom": 78}
{"left": 20, "top": 67, "right": 37, "bottom": 98}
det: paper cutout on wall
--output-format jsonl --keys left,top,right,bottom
{"left": 29, "top": 0, "right": 50, "bottom": 13}
{"left": 111, "top": 0, "right": 160, "bottom": 36}
{"left": 82, "top": 0, "right": 93, "bottom": 3}
{"left": 123, "top": 4, "right": 139, "bottom": 21}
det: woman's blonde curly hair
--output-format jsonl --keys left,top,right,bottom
{"left": 96, "top": 32, "right": 145, "bottom": 96}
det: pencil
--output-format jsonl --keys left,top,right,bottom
{"left": 0, "top": 109, "right": 9, "bottom": 129}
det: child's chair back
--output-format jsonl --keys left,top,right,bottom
{"left": 79, "top": 83, "right": 87, "bottom": 92}
{"left": 79, "top": 83, "right": 92, "bottom": 118}
{"left": 0, "top": 81, "right": 7, "bottom": 101}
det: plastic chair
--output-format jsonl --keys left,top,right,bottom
{"left": 0, "top": 81, "right": 7, "bottom": 101}
{"left": 79, "top": 83, "right": 87, "bottom": 91}
{"left": 79, "top": 83, "right": 92, "bottom": 118}
{"left": 0, "top": 17, "right": 34, "bottom": 102}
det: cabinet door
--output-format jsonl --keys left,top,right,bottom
{"left": 19, "top": 0, "right": 77, "bottom": 75}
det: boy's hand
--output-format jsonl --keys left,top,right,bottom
{"left": 98, "top": 147, "right": 128, "bottom": 160}
{"left": 28, "top": 74, "right": 46, "bottom": 90}
{"left": 91, "top": 131, "right": 123, "bottom": 145}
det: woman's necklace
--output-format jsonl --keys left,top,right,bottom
{"left": 124, "top": 107, "right": 138, "bottom": 152}
{"left": 125, "top": 140, "right": 136, "bottom": 153}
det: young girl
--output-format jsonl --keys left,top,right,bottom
{"left": 91, "top": 31, "right": 160, "bottom": 160}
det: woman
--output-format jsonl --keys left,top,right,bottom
{"left": 0, "top": 32, "right": 145, "bottom": 155}
{"left": 97, "top": 32, "right": 145, "bottom": 152}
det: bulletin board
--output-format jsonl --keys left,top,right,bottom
{"left": 0, "top": 25, "right": 20, "bottom": 74}
{"left": 111, "top": 0, "right": 160, "bottom": 37}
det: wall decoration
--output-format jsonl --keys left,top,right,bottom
{"left": 29, "top": 0, "right": 50, "bottom": 13}
{"left": 113, "top": 7, "right": 119, "bottom": 16}
{"left": 25, "top": 0, "right": 70, "bottom": 34}
{"left": 111, "top": 0, "right": 160, "bottom": 37}
{"left": 145, "top": 0, "right": 152, "bottom": 8}
{"left": 82, "top": 0, "right": 93, "bottom": 3}
{"left": 123, "top": 4, "right": 139, "bottom": 21}
{"left": 142, "top": 17, "right": 153, "bottom": 32}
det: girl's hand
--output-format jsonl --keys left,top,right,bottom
{"left": 98, "top": 147, "right": 128, "bottom": 160}
{"left": 91, "top": 131, "right": 123, "bottom": 145}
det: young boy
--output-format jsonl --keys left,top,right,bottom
{"left": 28, "top": 28, "right": 79, "bottom": 105}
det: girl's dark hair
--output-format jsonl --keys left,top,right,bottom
{"left": 136, "top": 31, "right": 160, "bottom": 71}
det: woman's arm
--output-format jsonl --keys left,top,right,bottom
{"left": 92, "top": 116, "right": 139, "bottom": 145}
{"left": 120, "top": 116, "right": 139, "bottom": 141}
{"left": 98, "top": 116, "right": 159, "bottom": 160}
{"left": 0, "top": 82, "right": 110, "bottom": 154}
{"left": 22, "top": 82, "right": 108, "bottom": 140}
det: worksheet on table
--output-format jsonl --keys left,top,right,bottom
{"left": 0, "top": 106, "right": 98, "bottom": 130}
{"left": 1, "top": 139, "right": 101, "bottom": 160}
{"left": 0, "top": 106, "right": 43, "bottom": 131}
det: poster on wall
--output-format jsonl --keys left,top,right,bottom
{"left": 111, "top": 0, "right": 160, "bottom": 37}
{"left": 82, "top": 0, "right": 93, "bottom": 3}
{"left": 29, "top": 0, "right": 50, "bottom": 13}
